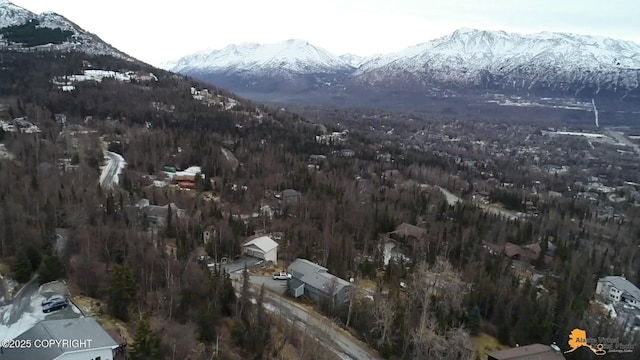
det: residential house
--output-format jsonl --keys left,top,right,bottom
{"left": 242, "top": 235, "right": 279, "bottom": 263}
{"left": 281, "top": 189, "right": 302, "bottom": 205}
{"left": 488, "top": 344, "right": 565, "bottom": 360}
{"left": 388, "top": 223, "right": 428, "bottom": 243}
{"left": 308, "top": 154, "right": 327, "bottom": 164}
{"left": 0, "top": 318, "right": 125, "bottom": 360}
{"left": 133, "top": 72, "right": 157, "bottom": 82}
{"left": 125, "top": 199, "right": 187, "bottom": 230}
{"left": 142, "top": 203, "right": 186, "bottom": 228}
{"left": 482, "top": 241, "right": 552, "bottom": 266}
{"left": 596, "top": 276, "right": 640, "bottom": 309}
{"left": 172, "top": 166, "right": 203, "bottom": 189}
{"left": 288, "top": 258, "right": 351, "bottom": 305}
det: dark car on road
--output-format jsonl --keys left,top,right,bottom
{"left": 41, "top": 295, "right": 65, "bottom": 307}
{"left": 42, "top": 296, "right": 69, "bottom": 313}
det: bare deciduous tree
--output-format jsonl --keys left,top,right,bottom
{"left": 371, "top": 293, "right": 396, "bottom": 347}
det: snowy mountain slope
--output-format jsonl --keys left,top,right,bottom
{"left": 168, "top": 39, "right": 355, "bottom": 75}
{"left": 0, "top": 0, "right": 130, "bottom": 59}
{"left": 339, "top": 53, "right": 364, "bottom": 67}
{"left": 167, "top": 28, "right": 640, "bottom": 112}
{"left": 0, "top": 0, "right": 33, "bottom": 28}
{"left": 353, "top": 28, "right": 640, "bottom": 92}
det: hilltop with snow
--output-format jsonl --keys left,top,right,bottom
{"left": 0, "top": 0, "right": 130, "bottom": 59}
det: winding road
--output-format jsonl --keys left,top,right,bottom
{"left": 99, "top": 151, "right": 125, "bottom": 188}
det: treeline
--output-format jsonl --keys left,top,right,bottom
{"left": 0, "top": 20, "right": 73, "bottom": 47}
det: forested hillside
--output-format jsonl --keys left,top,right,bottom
{"left": 0, "top": 49, "right": 638, "bottom": 360}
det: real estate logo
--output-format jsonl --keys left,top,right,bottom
{"left": 564, "top": 328, "right": 634, "bottom": 356}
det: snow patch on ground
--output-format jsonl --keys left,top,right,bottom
{"left": 0, "top": 293, "right": 47, "bottom": 340}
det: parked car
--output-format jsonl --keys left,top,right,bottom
{"left": 42, "top": 297, "right": 69, "bottom": 313}
{"left": 41, "top": 295, "right": 65, "bottom": 307}
{"left": 273, "top": 272, "right": 292, "bottom": 280}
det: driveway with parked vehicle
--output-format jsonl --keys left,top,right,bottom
{"left": 249, "top": 275, "right": 288, "bottom": 295}
{"left": 0, "top": 279, "right": 82, "bottom": 340}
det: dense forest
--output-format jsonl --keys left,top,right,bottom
{"left": 0, "top": 19, "right": 74, "bottom": 46}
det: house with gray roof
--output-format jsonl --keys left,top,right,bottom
{"left": 280, "top": 189, "right": 302, "bottom": 205}
{"left": 288, "top": 258, "right": 351, "bottom": 305}
{"left": 0, "top": 318, "right": 123, "bottom": 360}
{"left": 596, "top": 276, "right": 640, "bottom": 309}
{"left": 124, "top": 199, "right": 187, "bottom": 230}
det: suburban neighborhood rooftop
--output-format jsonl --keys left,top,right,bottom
{"left": 0, "top": 318, "right": 119, "bottom": 360}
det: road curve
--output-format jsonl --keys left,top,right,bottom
{"left": 99, "top": 151, "right": 124, "bottom": 188}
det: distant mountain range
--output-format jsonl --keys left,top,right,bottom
{"left": 164, "top": 28, "right": 640, "bottom": 115}
{"left": 0, "top": 0, "right": 129, "bottom": 59}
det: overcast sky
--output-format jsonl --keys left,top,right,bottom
{"left": 11, "top": 0, "right": 640, "bottom": 66}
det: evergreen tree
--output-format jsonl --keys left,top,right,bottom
{"left": 130, "top": 317, "right": 162, "bottom": 360}
{"left": 238, "top": 264, "right": 251, "bottom": 323}
{"left": 220, "top": 272, "right": 236, "bottom": 316}
{"left": 108, "top": 263, "right": 137, "bottom": 321}
{"left": 468, "top": 305, "right": 482, "bottom": 336}
{"left": 25, "top": 245, "right": 42, "bottom": 272}
{"left": 197, "top": 307, "right": 218, "bottom": 342}
{"left": 13, "top": 251, "right": 33, "bottom": 283}
{"left": 39, "top": 254, "right": 64, "bottom": 284}
{"left": 253, "top": 284, "right": 269, "bottom": 354}
{"left": 165, "top": 205, "right": 175, "bottom": 238}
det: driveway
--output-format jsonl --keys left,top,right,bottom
{"left": 215, "top": 256, "right": 263, "bottom": 274}
{"left": 0, "top": 279, "right": 82, "bottom": 340}
{"left": 250, "top": 275, "right": 288, "bottom": 295}
{"left": 234, "top": 277, "right": 382, "bottom": 360}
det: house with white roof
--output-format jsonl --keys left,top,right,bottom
{"left": 242, "top": 235, "right": 278, "bottom": 263}
{"left": 596, "top": 276, "right": 640, "bottom": 309}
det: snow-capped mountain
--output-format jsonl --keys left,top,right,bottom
{"left": 0, "top": 0, "right": 32, "bottom": 27}
{"left": 169, "top": 39, "right": 354, "bottom": 75}
{"left": 339, "top": 53, "right": 364, "bottom": 67}
{"left": 353, "top": 28, "right": 640, "bottom": 93}
{"left": 0, "top": 0, "right": 130, "bottom": 59}
{"left": 168, "top": 28, "right": 640, "bottom": 111}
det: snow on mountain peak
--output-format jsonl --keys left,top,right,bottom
{"left": 0, "top": 1, "right": 131, "bottom": 60}
{"left": 339, "top": 53, "right": 364, "bottom": 67}
{"left": 352, "top": 28, "right": 640, "bottom": 92}
{"left": 169, "top": 39, "right": 355, "bottom": 74}
{"left": 0, "top": 0, "right": 34, "bottom": 28}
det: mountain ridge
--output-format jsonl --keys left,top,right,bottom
{"left": 165, "top": 28, "right": 640, "bottom": 114}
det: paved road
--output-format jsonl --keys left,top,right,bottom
{"left": 234, "top": 277, "right": 382, "bottom": 360}
{"left": 439, "top": 186, "right": 521, "bottom": 220}
{"left": 99, "top": 151, "right": 124, "bottom": 188}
